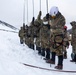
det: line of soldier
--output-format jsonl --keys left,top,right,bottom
{"left": 18, "top": 6, "right": 76, "bottom": 70}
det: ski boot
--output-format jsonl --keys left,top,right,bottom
{"left": 55, "top": 65, "right": 63, "bottom": 70}
{"left": 46, "top": 59, "right": 55, "bottom": 64}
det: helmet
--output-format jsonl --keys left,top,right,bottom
{"left": 64, "top": 26, "right": 67, "bottom": 29}
{"left": 49, "top": 6, "right": 59, "bottom": 17}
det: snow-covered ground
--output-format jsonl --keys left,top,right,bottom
{"left": 0, "top": 24, "right": 76, "bottom": 75}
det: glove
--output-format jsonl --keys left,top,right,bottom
{"left": 32, "top": 17, "right": 35, "bottom": 25}
{"left": 39, "top": 11, "right": 42, "bottom": 16}
{"left": 46, "top": 13, "right": 49, "bottom": 20}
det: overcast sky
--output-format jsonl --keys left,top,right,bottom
{"left": 0, "top": 0, "right": 76, "bottom": 29}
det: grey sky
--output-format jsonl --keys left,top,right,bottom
{"left": 0, "top": 0, "right": 76, "bottom": 29}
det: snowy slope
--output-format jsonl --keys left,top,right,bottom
{"left": 0, "top": 24, "right": 76, "bottom": 75}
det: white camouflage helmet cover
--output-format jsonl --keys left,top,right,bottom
{"left": 49, "top": 6, "right": 59, "bottom": 16}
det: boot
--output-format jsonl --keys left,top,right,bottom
{"left": 20, "top": 39, "right": 23, "bottom": 44}
{"left": 55, "top": 55, "right": 63, "bottom": 69}
{"left": 38, "top": 47, "right": 41, "bottom": 55}
{"left": 70, "top": 60, "right": 75, "bottom": 62}
{"left": 36, "top": 46, "right": 39, "bottom": 51}
{"left": 74, "top": 54, "right": 76, "bottom": 62}
{"left": 41, "top": 48, "right": 45, "bottom": 57}
{"left": 63, "top": 52, "right": 67, "bottom": 59}
{"left": 43, "top": 58, "right": 48, "bottom": 60}
{"left": 45, "top": 48, "right": 50, "bottom": 60}
{"left": 46, "top": 52, "right": 56, "bottom": 64}
{"left": 55, "top": 65, "right": 63, "bottom": 70}
{"left": 31, "top": 44, "right": 34, "bottom": 50}
{"left": 29, "top": 44, "right": 34, "bottom": 50}
{"left": 46, "top": 59, "right": 55, "bottom": 64}
{"left": 28, "top": 43, "right": 31, "bottom": 48}
{"left": 70, "top": 54, "right": 76, "bottom": 62}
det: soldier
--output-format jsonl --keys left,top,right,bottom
{"left": 40, "top": 22, "right": 50, "bottom": 59}
{"left": 63, "top": 25, "right": 69, "bottom": 59}
{"left": 70, "top": 21, "right": 76, "bottom": 63}
{"left": 24, "top": 25, "right": 29, "bottom": 45}
{"left": 34, "top": 11, "right": 43, "bottom": 54}
{"left": 26, "top": 12, "right": 42, "bottom": 50}
{"left": 18, "top": 25, "right": 26, "bottom": 44}
{"left": 29, "top": 15, "right": 42, "bottom": 50}
{"left": 25, "top": 17, "right": 36, "bottom": 50}
{"left": 27, "top": 16, "right": 40, "bottom": 50}
{"left": 38, "top": 14, "right": 51, "bottom": 60}
{"left": 27, "top": 23, "right": 34, "bottom": 50}
{"left": 46, "top": 6, "right": 66, "bottom": 69}
{"left": 30, "top": 24, "right": 35, "bottom": 50}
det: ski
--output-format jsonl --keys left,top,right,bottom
{"left": 22, "top": 63, "right": 76, "bottom": 73}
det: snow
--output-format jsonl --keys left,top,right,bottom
{"left": 0, "top": 24, "right": 76, "bottom": 75}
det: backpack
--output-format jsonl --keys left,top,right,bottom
{"left": 54, "top": 34, "right": 63, "bottom": 43}
{"left": 52, "top": 34, "right": 64, "bottom": 49}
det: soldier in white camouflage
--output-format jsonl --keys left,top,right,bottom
{"left": 70, "top": 21, "right": 76, "bottom": 63}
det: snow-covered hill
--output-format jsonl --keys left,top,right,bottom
{"left": 0, "top": 24, "right": 76, "bottom": 75}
